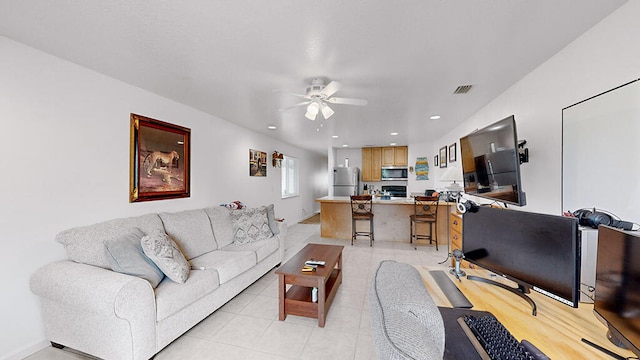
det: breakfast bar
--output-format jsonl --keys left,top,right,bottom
{"left": 316, "top": 196, "right": 453, "bottom": 244}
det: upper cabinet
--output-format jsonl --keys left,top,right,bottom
{"left": 362, "top": 147, "right": 382, "bottom": 182}
{"left": 381, "top": 146, "right": 408, "bottom": 167}
{"left": 363, "top": 146, "right": 407, "bottom": 181}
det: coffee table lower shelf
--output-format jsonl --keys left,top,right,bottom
{"left": 281, "top": 269, "right": 341, "bottom": 326}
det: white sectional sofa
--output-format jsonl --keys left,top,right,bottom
{"left": 30, "top": 205, "right": 286, "bottom": 360}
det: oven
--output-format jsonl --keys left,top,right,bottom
{"left": 381, "top": 185, "right": 407, "bottom": 198}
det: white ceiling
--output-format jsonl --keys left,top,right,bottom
{"left": 0, "top": 1, "right": 627, "bottom": 154}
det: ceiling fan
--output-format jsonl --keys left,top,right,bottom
{"left": 279, "top": 78, "right": 368, "bottom": 120}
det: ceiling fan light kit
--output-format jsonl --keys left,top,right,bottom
{"left": 281, "top": 78, "right": 367, "bottom": 121}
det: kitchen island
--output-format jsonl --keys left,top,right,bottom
{"left": 316, "top": 196, "right": 453, "bottom": 244}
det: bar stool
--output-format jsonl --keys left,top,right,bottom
{"left": 409, "top": 196, "right": 439, "bottom": 250}
{"left": 350, "top": 195, "right": 374, "bottom": 246}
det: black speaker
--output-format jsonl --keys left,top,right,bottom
{"left": 573, "top": 208, "right": 634, "bottom": 231}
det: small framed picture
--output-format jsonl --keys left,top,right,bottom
{"left": 449, "top": 143, "right": 457, "bottom": 162}
{"left": 249, "top": 149, "right": 267, "bottom": 176}
{"left": 439, "top": 146, "right": 447, "bottom": 168}
{"left": 434, "top": 155, "right": 439, "bottom": 167}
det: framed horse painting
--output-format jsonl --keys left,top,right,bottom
{"left": 129, "top": 113, "right": 191, "bottom": 202}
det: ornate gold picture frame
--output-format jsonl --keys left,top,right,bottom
{"left": 130, "top": 113, "right": 191, "bottom": 202}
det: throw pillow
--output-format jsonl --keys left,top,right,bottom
{"left": 141, "top": 230, "right": 190, "bottom": 284}
{"left": 230, "top": 207, "right": 273, "bottom": 245}
{"left": 104, "top": 228, "right": 165, "bottom": 288}
{"left": 265, "top": 204, "right": 280, "bottom": 235}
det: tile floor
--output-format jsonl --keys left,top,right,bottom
{"left": 25, "top": 222, "right": 450, "bottom": 360}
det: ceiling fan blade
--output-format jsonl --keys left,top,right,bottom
{"left": 326, "top": 97, "right": 368, "bottom": 106}
{"left": 279, "top": 101, "right": 311, "bottom": 111}
{"left": 286, "top": 92, "right": 311, "bottom": 99}
{"left": 320, "top": 103, "right": 335, "bottom": 119}
{"left": 319, "top": 81, "right": 341, "bottom": 98}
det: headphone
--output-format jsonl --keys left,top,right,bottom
{"left": 457, "top": 200, "right": 480, "bottom": 214}
{"left": 572, "top": 208, "right": 636, "bottom": 231}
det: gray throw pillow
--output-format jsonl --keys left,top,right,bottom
{"left": 141, "top": 230, "right": 190, "bottom": 284}
{"left": 266, "top": 204, "right": 280, "bottom": 235}
{"left": 104, "top": 228, "right": 165, "bottom": 288}
{"left": 230, "top": 207, "right": 274, "bottom": 245}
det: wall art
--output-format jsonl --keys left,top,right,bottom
{"left": 250, "top": 149, "right": 267, "bottom": 176}
{"left": 439, "top": 146, "right": 447, "bottom": 168}
{"left": 130, "top": 113, "right": 190, "bottom": 202}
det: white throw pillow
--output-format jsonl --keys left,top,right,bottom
{"left": 230, "top": 207, "right": 273, "bottom": 245}
{"left": 141, "top": 230, "right": 190, "bottom": 284}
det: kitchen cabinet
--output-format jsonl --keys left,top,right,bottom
{"left": 381, "top": 146, "right": 408, "bottom": 167}
{"left": 449, "top": 212, "right": 470, "bottom": 268}
{"left": 362, "top": 147, "right": 382, "bottom": 182}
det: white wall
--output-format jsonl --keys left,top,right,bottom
{"left": 423, "top": 1, "right": 640, "bottom": 216}
{"left": 0, "top": 37, "right": 326, "bottom": 359}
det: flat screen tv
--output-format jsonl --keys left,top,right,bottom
{"left": 463, "top": 206, "right": 581, "bottom": 315}
{"left": 459, "top": 115, "right": 526, "bottom": 206}
{"left": 594, "top": 225, "right": 640, "bottom": 356}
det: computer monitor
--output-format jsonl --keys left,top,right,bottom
{"left": 463, "top": 206, "right": 581, "bottom": 315}
{"left": 594, "top": 225, "right": 640, "bottom": 356}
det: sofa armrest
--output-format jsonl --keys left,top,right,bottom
{"left": 30, "top": 260, "right": 156, "bottom": 317}
{"left": 30, "top": 260, "right": 157, "bottom": 360}
{"left": 276, "top": 221, "right": 287, "bottom": 262}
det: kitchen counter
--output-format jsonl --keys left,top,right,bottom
{"left": 316, "top": 196, "right": 454, "bottom": 243}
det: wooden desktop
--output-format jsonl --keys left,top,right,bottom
{"left": 418, "top": 266, "right": 636, "bottom": 359}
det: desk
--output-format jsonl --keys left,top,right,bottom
{"left": 418, "top": 267, "right": 636, "bottom": 359}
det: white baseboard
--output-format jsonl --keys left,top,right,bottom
{"left": 2, "top": 340, "right": 49, "bottom": 360}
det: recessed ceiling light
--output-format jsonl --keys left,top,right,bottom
{"left": 267, "top": 125, "right": 277, "bottom": 130}
{"left": 332, "top": 135, "right": 339, "bottom": 139}
{"left": 342, "top": 144, "right": 349, "bottom": 147}
{"left": 390, "top": 142, "right": 396, "bottom": 146}
{"left": 430, "top": 115, "right": 441, "bottom": 120}
{"left": 390, "top": 132, "right": 398, "bottom": 136}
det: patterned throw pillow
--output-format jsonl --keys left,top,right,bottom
{"left": 230, "top": 207, "right": 274, "bottom": 245}
{"left": 141, "top": 230, "right": 190, "bottom": 284}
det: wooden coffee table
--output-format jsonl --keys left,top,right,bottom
{"left": 275, "top": 243, "right": 344, "bottom": 327}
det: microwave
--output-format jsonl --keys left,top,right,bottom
{"left": 381, "top": 167, "right": 408, "bottom": 181}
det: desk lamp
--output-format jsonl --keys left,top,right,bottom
{"left": 440, "top": 166, "right": 463, "bottom": 198}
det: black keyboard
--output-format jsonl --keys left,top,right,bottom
{"left": 458, "top": 314, "right": 549, "bottom": 360}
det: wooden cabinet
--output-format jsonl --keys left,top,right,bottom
{"left": 449, "top": 213, "right": 470, "bottom": 268}
{"left": 381, "top": 146, "right": 408, "bottom": 167}
{"left": 394, "top": 146, "right": 408, "bottom": 166}
{"left": 362, "top": 147, "right": 382, "bottom": 182}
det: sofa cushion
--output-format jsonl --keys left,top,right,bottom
{"left": 220, "top": 235, "right": 279, "bottom": 263}
{"left": 204, "top": 206, "right": 235, "bottom": 248}
{"left": 141, "top": 230, "right": 190, "bottom": 284}
{"left": 56, "top": 214, "right": 165, "bottom": 269}
{"left": 103, "top": 227, "right": 165, "bottom": 288}
{"left": 189, "top": 250, "right": 256, "bottom": 284}
{"left": 230, "top": 207, "right": 273, "bottom": 245}
{"left": 155, "top": 269, "right": 220, "bottom": 321}
{"left": 159, "top": 209, "right": 217, "bottom": 260}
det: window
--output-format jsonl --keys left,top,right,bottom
{"left": 281, "top": 155, "right": 299, "bottom": 198}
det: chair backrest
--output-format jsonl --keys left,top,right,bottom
{"left": 414, "top": 196, "right": 439, "bottom": 218}
{"left": 351, "top": 195, "right": 373, "bottom": 214}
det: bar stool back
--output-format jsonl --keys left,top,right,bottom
{"left": 409, "top": 196, "right": 439, "bottom": 250}
{"left": 350, "top": 195, "right": 374, "bottom": 246}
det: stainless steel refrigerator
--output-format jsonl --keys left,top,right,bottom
{"left": 333, "top": 167, "right": 360, "bottom": 196}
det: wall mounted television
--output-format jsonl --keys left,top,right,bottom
{"left": 463, "top": 206, "right": 581, "bottom": 315}
{"left": 459, "top": 115, "right": 526, "bottom": 206}
{"left": 594, "top": 225, "right": 640, "bottom": 356}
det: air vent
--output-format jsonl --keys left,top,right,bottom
{"left": 453, "top": 85, "right": 473, "bottom": 94}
